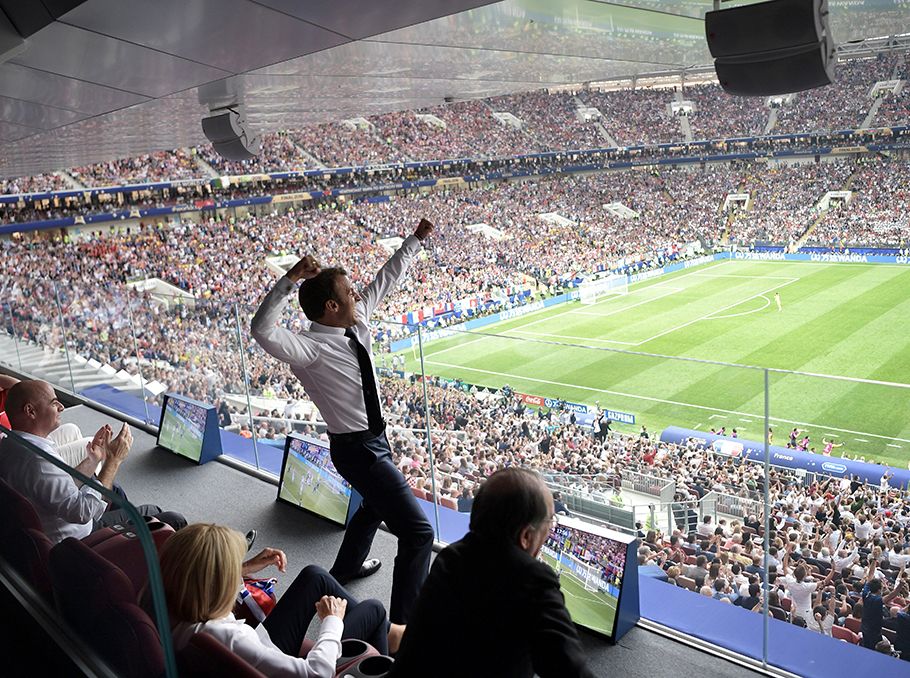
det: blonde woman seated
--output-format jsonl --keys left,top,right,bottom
{"left": 159, "top": 523, "right": 403, "bottom": 678}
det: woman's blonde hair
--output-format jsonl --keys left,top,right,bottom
{"left": 158, "top": 523, "right": 247, "bottom": 624}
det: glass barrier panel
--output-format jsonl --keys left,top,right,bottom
{"left": 55, "top": 280, "right": 150, "bottom": 421}
{"left": 0, "top": 277, "right": 70, "bottom": 388}
{"left": 764, "top": 369, "right": 910, "bottom": 668}
{"left": 0, "top": 274, "right": 36, "bottom": 375}
{"left": 405, "top": 318, "right": 779, "bottom": 656}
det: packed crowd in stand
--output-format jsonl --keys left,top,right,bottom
{"left": 290, "top": 123, "right": 409, "bottom": 167}
{"left": 69, "top": 150, "right": 203, "bottom": 187}
{"left": 583, "top": 88, "right": 684, "bottom": 146}
{"left": 684, "top": 83, "right": 767, "bottom": 140}
{"left": 196, "top": 133, "right": 320, "bottom": 176}
{"left": 1, "top": 53, "right": 907, "bottom": 197}
{"left": 0, "top": 172, "right": 69, "bottom": 195}
{"left": 805, "top": 157, "right": 910, "bottom": 247}
{"left": 726, "top": 159, "right": 858, "bottom": 245}
{"left": 773, "top": 54, "right": 901, "bottom": 134}
{"left": 487, "top": 90, "right": 606, "bottom": 150}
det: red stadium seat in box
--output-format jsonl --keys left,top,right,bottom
{"left": 769, "top": 606, "right": 788, "bottom": 622}
{"left": 440, "top": 496, "right": 458, "bottom": 511}
{"left": 48, "top": 537, "right": 165, "bottom": 678}
{"left": 780, "top": 597, "right": 792, "bottom": 613}
{"left": 410, "top": 487, "right": 427, "bottom": 501}
{"left": 685, "top": 555, "right": 696, "bottom": 566}
{"left": 2, "top": 526, "right": 54, "bottom": 601}
{"left": 85, "top": 517, "right": 175, "bottom": 594}
{"left": 0, "top": 476, "right": 42, "bottom": 542}
{"left": 0, "top": 477, "right": 55, "bottom": 600}
{"left": 177, "top": 630, "right": 269, "bottom": 678}
{"left": 843, "top": 616, "right": 862, "bottom": 634}
{"left": 831, "top": 625, "right": 859, "bottom": 644}
{"left": 681, "top": 545, "right": 696, "bottom": 556}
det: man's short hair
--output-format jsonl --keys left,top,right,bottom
{"left": 297, "top": 267, "right": 347, "bottom": 321}
{"left": 470, "top": 467, "right": 549, "bottom": 544}
{"left": 4, "top": 380, "right": 51, "bottom": 429}
{"left": 868, "top": 578, "right": 884, "bottom": 594}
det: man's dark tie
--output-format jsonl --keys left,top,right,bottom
{"left": 345, "top": 327, "right": 384, "bottom": 434}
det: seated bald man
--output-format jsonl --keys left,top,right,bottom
{"left": 388, "top": 467, "right": 593, "bottom": 678}
{"left": 0, "top": 380, "right": 185, "bottom": 544}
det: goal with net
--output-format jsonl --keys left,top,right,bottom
{"left": 578, "top": 274, "right": 628, "bottom": 304}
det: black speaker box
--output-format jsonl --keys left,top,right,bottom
{"left": 706, "top": 0, "right": 835, "bottom": 96}
{"left": 715, "top": 38, "right": 835, "bottom": 96}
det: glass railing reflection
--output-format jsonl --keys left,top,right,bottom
{"left": 5, "top": 273, "right": 910, "bottom": 672}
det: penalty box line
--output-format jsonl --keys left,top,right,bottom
{"left": 508, "top": 277, "right": 800, "bottom": 347}
{"left": 429, "top": 261, "right": 738, "bottom": 355}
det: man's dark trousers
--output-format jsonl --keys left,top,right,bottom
{"left": 329, "top": 431, "right": 433, "bottom": 624}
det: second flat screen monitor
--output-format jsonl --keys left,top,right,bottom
{"left": 277, "top": 433, "right": 353, "bottom": 526}
{"left": 541, "top": 516, "right": 638, "bottom": 642}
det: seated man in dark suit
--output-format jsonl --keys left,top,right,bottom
{"left": 388, "top": 467, "right": 593, "bottom": 678}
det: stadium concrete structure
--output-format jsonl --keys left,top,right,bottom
{"left": 3, "top": 2, "right": 910, "bottom": 678}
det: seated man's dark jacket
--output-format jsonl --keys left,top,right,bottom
{"left": 388, "top": 531, "right": 593, "bottom": 678}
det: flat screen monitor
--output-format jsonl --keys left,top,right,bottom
{"left": 541, "top": 515, "right": 639, "bottom": 642}
{"left": 156, "top": 393, "right": 222, "bottom": 464}
{"left": 277, "top": 433, "right": 354, "bottom": 526}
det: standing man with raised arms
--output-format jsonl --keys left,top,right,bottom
{"left": 251, "top": 218, "right": 435, "bottom": 625}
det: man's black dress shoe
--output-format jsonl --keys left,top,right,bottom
{"left": 353, "top": 558, "right": 382, "bottom": 580}
{"left": 245, "top": 529, "right": 257, "bottom": 552}
{"left": 331, "top": 558, "right": 382, "bottom": 585}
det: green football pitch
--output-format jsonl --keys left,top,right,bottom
{"left": 539, "top": 550, "right": 618, "bottom": 635}
{"left": 278, "top": 455, "right": 351, "bottom": 525}
{"left": 406, "top": 259, "right": 910, "bottom": 467}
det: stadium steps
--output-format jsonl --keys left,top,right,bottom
{"left": 860, "top": 96, "right": 884, "bottom": 130}
{"left": 680, "top": 115, "right": 693, "bottom": 144}
{"left": 842, "top": 165, "right": 861, "bottom": 192}
{"left": 288, "top": 139, "right": 328, "bottom": 170}
{"left": 763, "top": 108, "right": 779, "bottom": 135}
{"left": 60, "top": 172, "right": 83, "bottom": 190}
{"left": 0, "top": 335, "right": 145, "bottom": 398}
{"left": 593, "top": 122, "right": 620, "bottom": 148}
{"left": 795, "top": 209, "right": 830, "bottom": 249}
{"left": 477, "top": 98, "right": 550, "bottom": 152}
{"left": 191, "top": 149, "right": 221, "bottom": 179}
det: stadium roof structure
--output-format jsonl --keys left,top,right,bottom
{"left": 0, "top": 0, "right": 909, "bottom": 179}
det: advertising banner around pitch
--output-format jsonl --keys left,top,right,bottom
{"left": 659, "top": 426, "right": 910, "bottom": 490}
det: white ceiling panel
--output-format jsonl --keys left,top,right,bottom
{"left": 0, "top": 63, "right": 149, "bottom": 115}
{"left": 58, "top": 0, "right": 351, "bottom": 74}
{"left": 253, "top": 0, "right": 501, "bottom": 40}
{"left": 9, "top": 22, "right": 231, "bottom": 97}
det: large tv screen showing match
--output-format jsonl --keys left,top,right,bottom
{"left": 540, "top": 516, "right": 639, "bottom": 642}
{"left": 277, "top": 433, "right": 354, "bottom": 526}
{"left": 157, "top": 393, "right": 221, "bottom": 464}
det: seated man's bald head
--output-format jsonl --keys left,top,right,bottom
{"left": 5, "top": 380, "right": 61, "bottom": 436}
